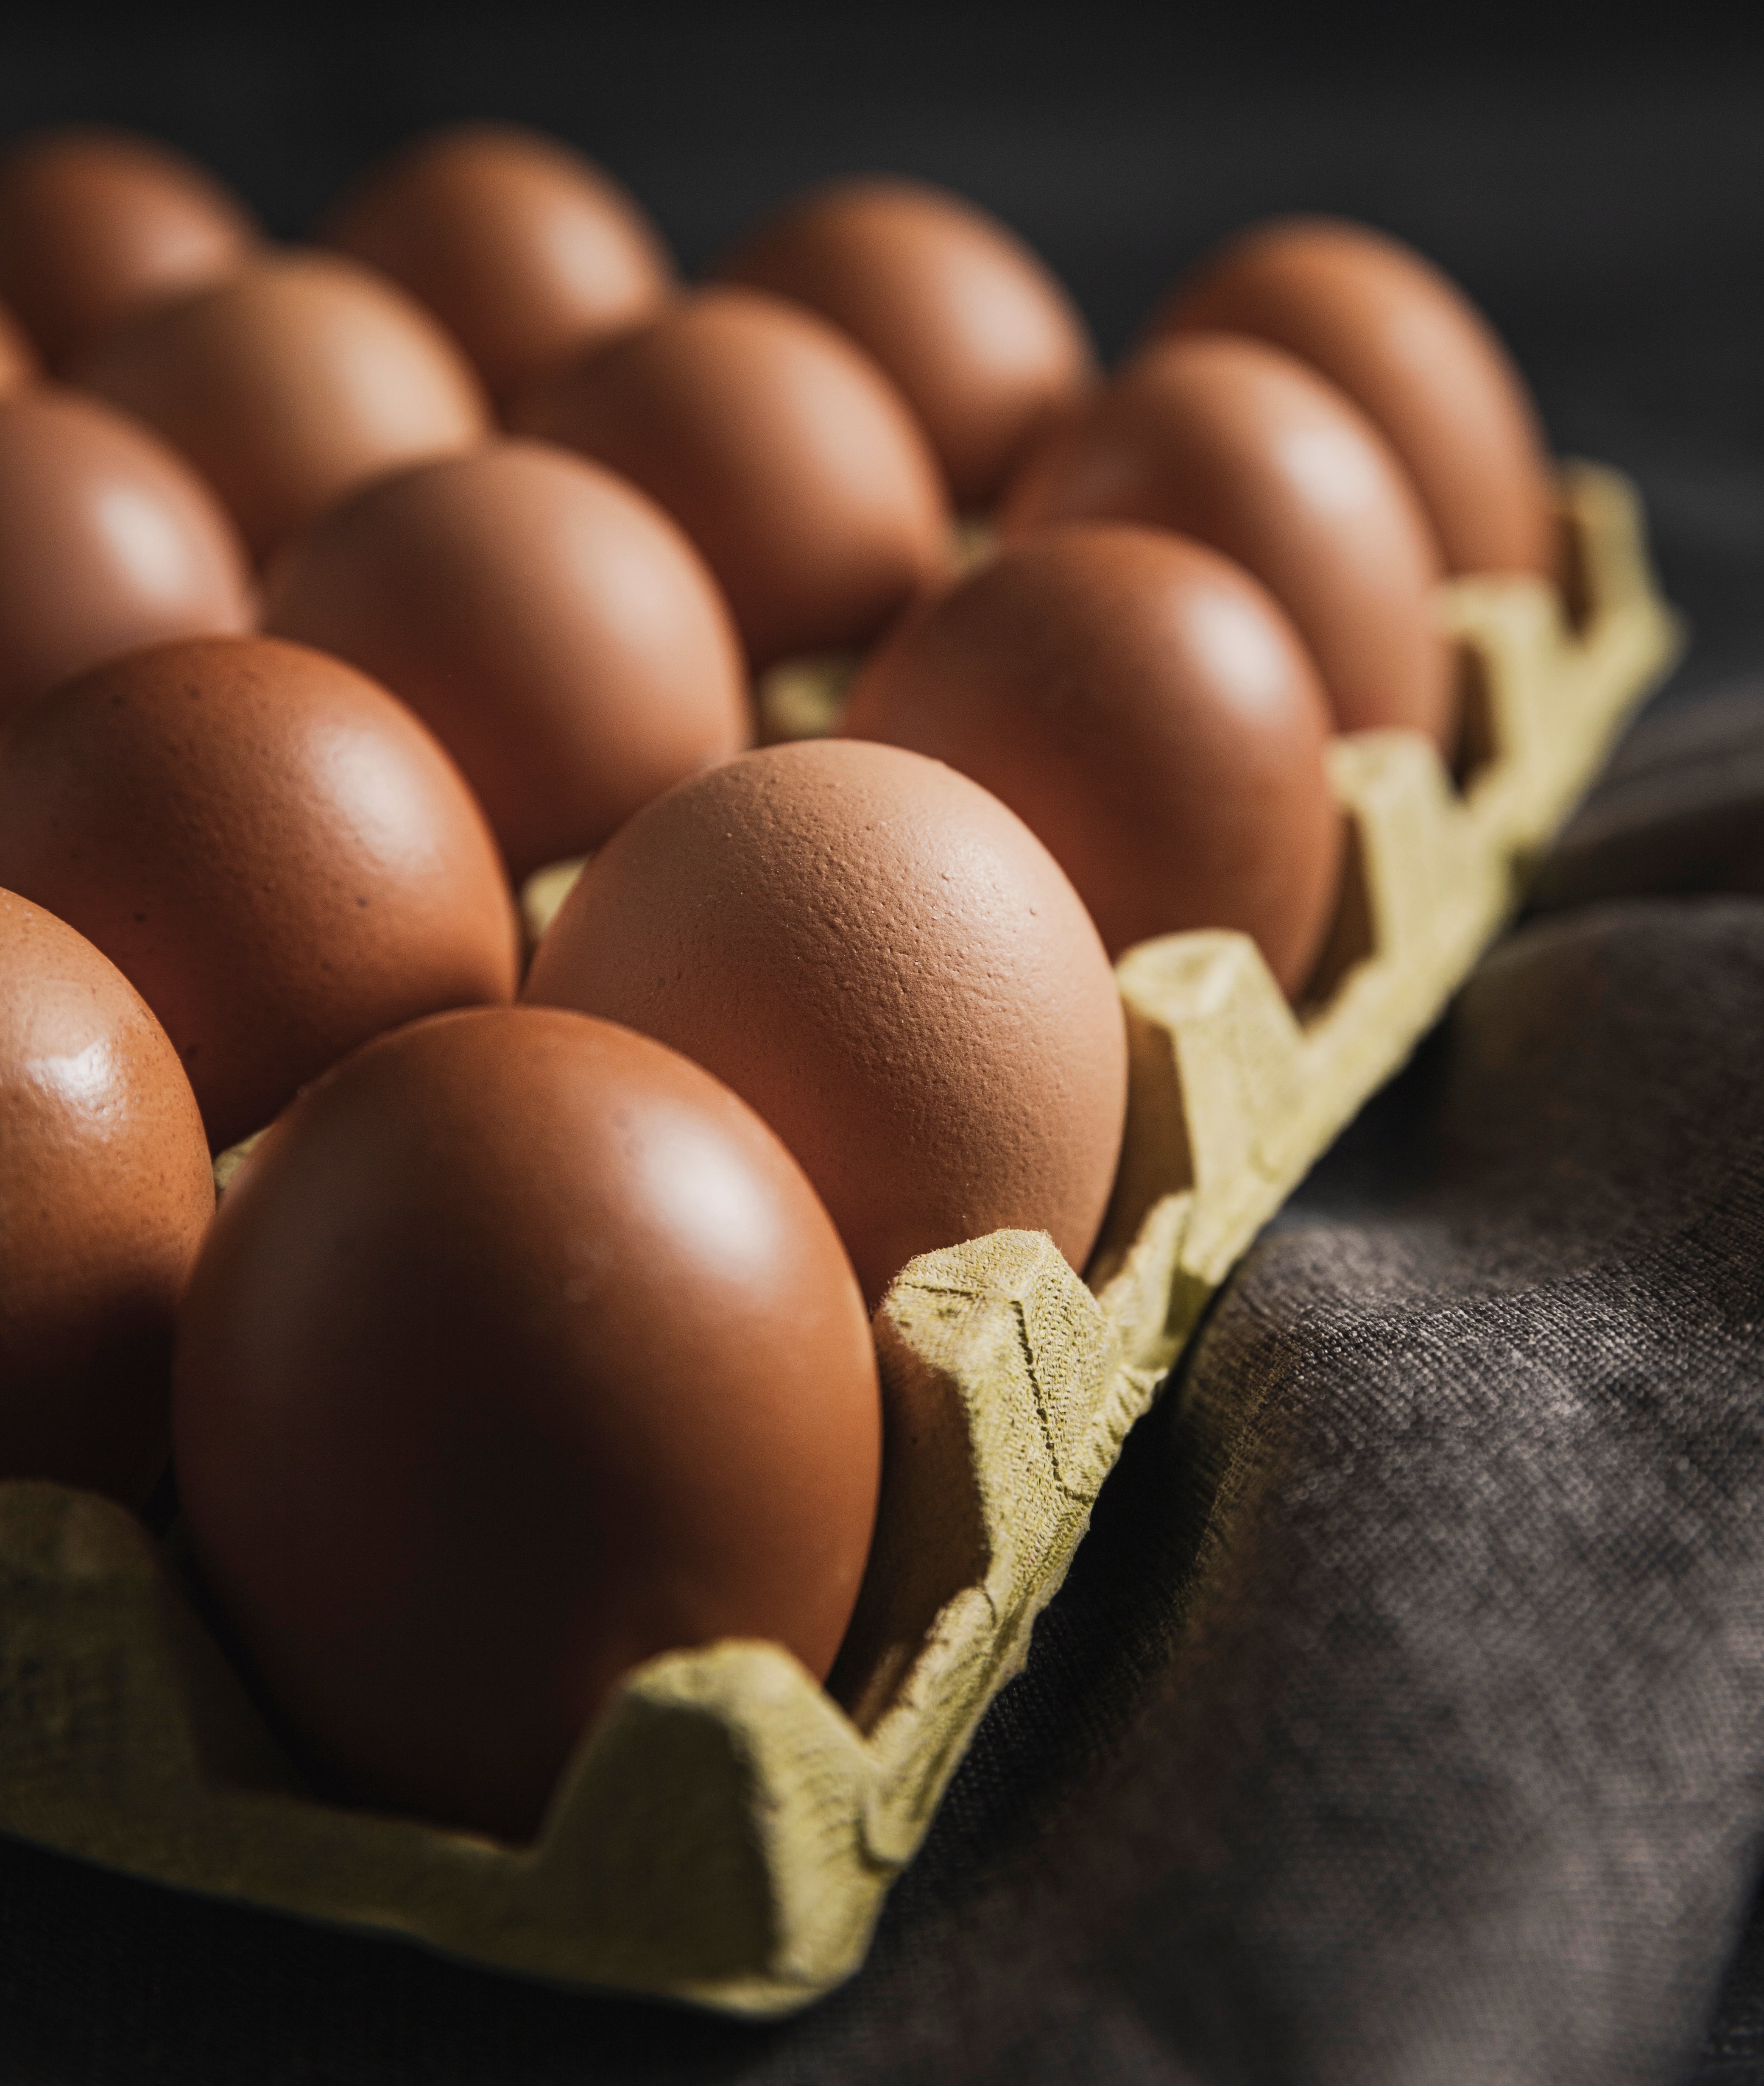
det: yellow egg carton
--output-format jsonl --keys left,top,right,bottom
{"left": 0, "top": 461, "right": 1678, "bottom": 2017}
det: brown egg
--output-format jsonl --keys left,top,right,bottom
{"left": 509, "top": 286, "right": 951, "bottom": 669}
{"left": 1001, "top": 332, "right": 1452, "bottom": 746}
{"left": 843, "top": 524, "right": 1343, "bottom": 992}
{"left": 1148, "top": 218, "right": 1556, "bottom": 579}
{"left": 524, "top": 739, "right": 1127, "bottom": 1306}
{"left": 173, "top": 1004, "right": 881, "bottom": 1841}
{"left": 71, "top": 250, "right": 491, "bottom": 561}
{"left": 261, "top": 440, "right": 749, "bottom": 882}
{"left": 0, "top": 387, "right": 251, "bottom": 734}
{"left": 322, "top": 123, "right": 675, "bottom": 405}
{"left": 0, "top": 635, "right": 519, "bottom": 1152}
{"left": 716, "top": 177, "right": 1096, "bottom": 511}
{"left": 0, "top": 889, "right": 213, "bottom": 1506}
{"left": 0, "top": 126, "right": 257, "bottom": 367}
{"left": 0, "top": 298, "right": 37, "bottom": 393}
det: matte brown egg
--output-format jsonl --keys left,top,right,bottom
{"left": 524, "top": 739, "right": 1128, "bottom": 1307}
{"left": 261, "top": 440, "right": 749, "bottom": 883}
{"left": 0, "top": 635, "right": 519, "bottom": 1152}
{"left": 323, "top": 123, "right": 675, "bottom": 404}
{"left": 173, "top": 1004, "right": 881, "bottom": 1841}
{"left": 510, "top": 286, "right": 951, "bottom": 669}
{"left": 843, "top": 524, "right": 1344, "bottom": 992}
{"left": 716, "top": 177, "right": 1095, "bottom": 511}
{"left": 72, "top": 251, "right": 491, "bottom": 561}
{"left": 0, "top": 126, "right": 257, "bottom": 367}
{"left": 1001, "top": 331, "right": 1453, "bottom": 747}
{"left": 0, "top": 387, "right": 251, "bottom": 734}
{"left": 0, "top": 889, "right": 213, "bottom": 1506}
{"left": 1148, "top": 217, "right": 1556, "bottom": 580}
{"left": 0, "top": 299, "right": 37, "bottom": 393}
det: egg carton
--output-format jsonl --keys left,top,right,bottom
{"left": 0, "top": 462, "right": 1679, "bottom": 2017}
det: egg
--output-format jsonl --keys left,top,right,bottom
{"left": 1147, "top": 217, "right": 1556, "bottom": 580}
{"left": 509, "top": 286, "right": 951, "bottom": 668}
{"left": 261, "top": 440, "right": 749, "bottom": 883}
{"left": 0, "top": 387, "right": 251, "bottom": 734}
{"left": 0, "top": 299, "right": 37, "bottom": 393}
{"left": 71, "top": 251, "right": 491, "bottom": 562}
{"left": 322, "top": 123, "right": 675, "bottom": 405}
{"left": 524, "top": 739, "right": 1128, "bottom": 1307}
{"left": 843, "top": 524, "right": 1344, "bottom": 993}
{"left": 715, "top": 177, "right": 1096, "bottom": 511}
{"left": 0, "top": 889, "right": 214, "bottom": 1506}
{"left": 1000, "top": 331, "right": 1453, "bottom": 746}
{"left": 173, "top": 1004, "right": 881, "bottom": 1841}
{"left": 0, "top": 126, "right": 257, "bottom": 367}
{"left": 0, "top": 635, "right": 520, "bottom": 1152}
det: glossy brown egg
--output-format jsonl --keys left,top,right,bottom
{"left": 0, "top": 636, "right": 519, "bottom": 1152}
{"left": 1148, "top": 218, "right": 1556, "bottom": 579}
{"left": 1001, "top": 332, "right": 1452, "bottom": 746}
{"left": 843, "top": 524, "right": 1343, "bottom": 992}
{"left": 173, "top": 1004, "right": 881, "bottom": 1841}
{"left": 71, "top": 251, "right": 491, "bottom": 561}
{"left": 0, "top": 299, "right": 37, "bottom": 393}
{"left": 261, "top": 440, "right": 749, "bottom": 883}
{"left": 323, "top": 124, "right": 675, "bottom": 404}
{"left": 510, "top": 286, "right": 951, "bottom": 668}
{"left": 0, "top": 127, "right": 257, "bottom": 367}
{"left": 716, "top": 177, "right": 1095, "bottom": 512}
{"left": 0, "top": 889, "right": 213, "bottom": 1505}
{"left": 0, "top": 387, "right": 251, "bottom": 734}
{"left": 524, "top": 739, "right": 1127, "bottom": 1306}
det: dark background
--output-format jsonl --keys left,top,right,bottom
{"left": 3, "top": 5, "right": 1764, "bottom": 2079}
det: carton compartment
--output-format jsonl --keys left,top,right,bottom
{"left": 0, "top": 464, "right": 1681, "bottom": 2017}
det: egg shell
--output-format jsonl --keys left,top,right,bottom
{"left": 1000, "top": 330, "right": 1453, "bottom": 747}
{"left": 261, "top": 440, "right": 750, "bottom": 883}
{"left": 1149, "top": 217, "right": 1556, "bottom": 580}
{"left": 0, "top": 386, "right": 252, "bottom": 734}
{"left": 173, "top": 1003, "right": 881, "bottom": 1842}
{"left": 0, "top": 635, "right": 520, "bottom": 1152}
{"left": 524, "top": 738, "right": 1128, "bottom": 1308}
{"left": 509, "top": 286, "right": 952, "bottom": 669}
{"left": 322, "top": 123, "right": 675, "bottom": 404}
{"left": 0, "top": 299, "right": 38, "bottom": 393}
{"left": 716, "top": 176, "right": 1096, "bottom": 511}
{"left": 70, "top": 251, "right": 491, "bottom": 562}
{"left": 843, "top": 523, "right": 1344, "bottom": 992}
{"left": 0, "top": 888, "right": 213, "bottom": 1506}
{"left": 0, "top": 127, "right": 257, "bottom": 368}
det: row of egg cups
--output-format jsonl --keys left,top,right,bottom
{"left": 0, "top": 463, "right": 1680, "bottom": 2016}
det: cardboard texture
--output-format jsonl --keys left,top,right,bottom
{"left": 0, "top": 463, "right": 1679, "bottom": 2016}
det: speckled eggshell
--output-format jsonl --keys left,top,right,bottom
{"left": 0, "top": 127, "right": 257, "bottom": 367}
{"left": 322, "top": 124, "right": 676, "bottom": 405}
{"left": 1148, "top": 217, "right": 1557, "bottom": 580}
{"left": 843, "top": 523, "right": 1344, "bottom": 993}
{"left": 71, "top": 251, "right": 491, "bottom": 561}
{"left": 524, "top": 739, "right": 1128, "bottom": 1307}
{"left": 716, "top": 177, "right": 1096, "bottom": 511}
{"left": 0, "top": 635, "right": 520, "bottom": 1152}
{"left": 0, "top": 888, "right": 213, "bottom": 1506}
{"left": 0, "top": 387, "right": 251, "bottom": 734}
{"left": 0, "top": 299, "right": 37, "bottom": 393}
{"left": 1000, "top": 330, "right": 1453, "bottom": 747}
{"left": 509, "top": 286, "right": 951, "bottom": 669}
{"left": 173, "top": 1004, "right": 881, "bottom": 1841}
{"left": 261, "top": 440, "right": 749, "bottom": 883}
